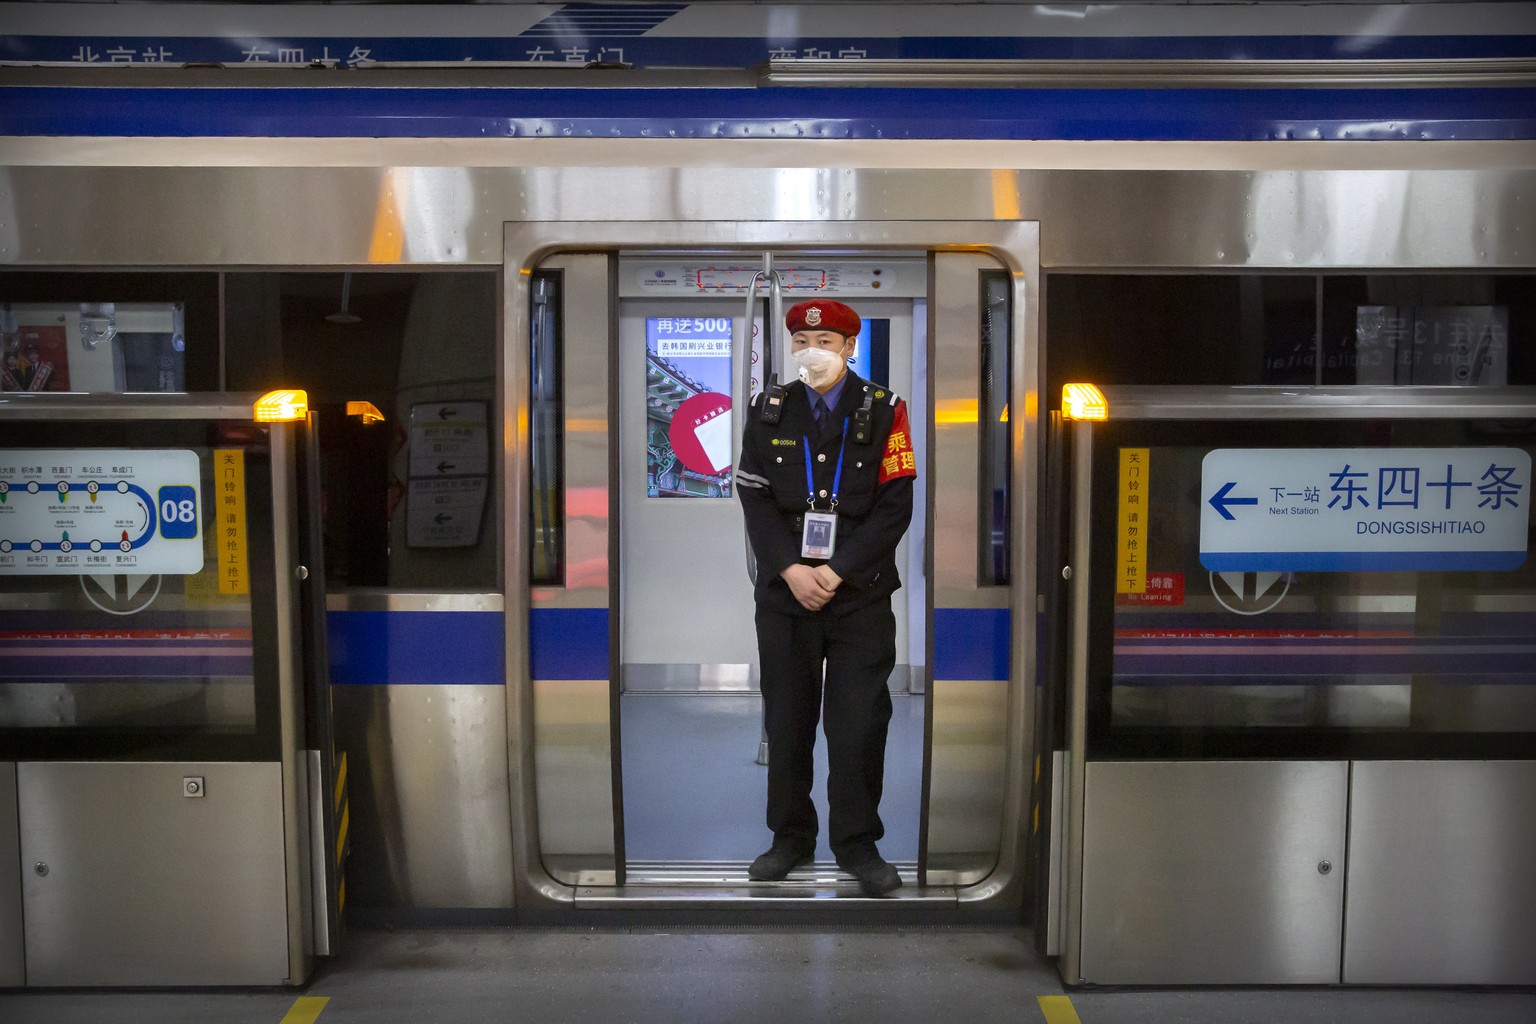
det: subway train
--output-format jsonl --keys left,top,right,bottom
{"left": 1, "top": 0, "right": 1535, "bottom": 990}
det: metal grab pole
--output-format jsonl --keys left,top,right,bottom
{"left": 742, "top": 252, "right": 783, "bottom": 765}
{"left": 739, "top": 265, "right": 765, "bottom": 585}
{"left": 765, "top": 254, "right": 782, "bottom": 388}
{"left": 739, "top": 251, "right": 784, "bottom": 587}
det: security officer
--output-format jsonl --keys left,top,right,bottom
{"left": 735, "top": 298, "right": 916, "bottom": 896}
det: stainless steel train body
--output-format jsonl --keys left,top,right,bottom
{"left": 3, "top": 1, "right": 1535, "bottom": 983}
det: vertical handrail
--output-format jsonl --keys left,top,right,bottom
{"left": 744, "top": 253, "right": 783, "bottom": 766}
{"left": 738, "top": 267, "right": 763, "bottom": 585}
{"left": 766, "top": 257, "right": 783, "bottom": 388}
{"left": 739, "top": 251, "right": 783, "bottom": 586}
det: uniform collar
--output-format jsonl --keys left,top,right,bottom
{"left": 799, "top": 369, "right": 863, "bottom": 413}
{"left": 796, "top": 372, "right": 864, "bottom": 451}
{"left": 813, "top": 372, "right": 849, "bottom": 414}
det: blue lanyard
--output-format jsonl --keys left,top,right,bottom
{"left": 803, "top": 420, "right": 848, "bottom": 511}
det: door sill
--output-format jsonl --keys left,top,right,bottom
{"left": 575, "top": 884, "right": 955, "bottom": 908}
{"left": 576, "top": 861, "right": 954, "bottom": 907}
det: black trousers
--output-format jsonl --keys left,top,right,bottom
{"left": 755, "top": 598, "right": 896, "bottom": 863}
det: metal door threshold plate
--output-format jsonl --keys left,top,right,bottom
{"left": 577, "top": 862, "right": 953, "bottom": 907}
{"left": 575, "top": 886, "right": 955, "bottom": 907}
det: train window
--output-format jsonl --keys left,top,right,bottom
{"left": 225, "top": 270, "right": 499, "bottom": 589}
{"left": 1046, "top": 273, "right": 1313, "bottom": 390}
{"left": 1085, "top": 418, "right": 1536, "bottom": 761}
{"left": 1319, "top": 273, "right": 1536, "bottom": 386}
{"left": 979, "top": 270, "right": 1011, "bottom": 585}
{"left": 0, "top": 266, "right": 505, "bottom": 693}
{"left": 1, "top": 272, "right": 219, "bottom": 393}
{"left": 0, "top": 419, "right": 281, "bottom": 762}
{"left": 530, "top": 271, "right": 564, "bottom": 584}
{"left": 1047, "top": 271, "right": 1536, "bottom": 391}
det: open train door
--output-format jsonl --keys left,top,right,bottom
{"left": 503, "top": 221, "right": 1040, "bottom": 917}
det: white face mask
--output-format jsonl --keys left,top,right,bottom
{"left": 793, "top": 346, "right": 847, "bottom": 389}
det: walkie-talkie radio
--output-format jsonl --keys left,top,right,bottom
{"left": 760, "top": 376, "right": 787, "bottom": 425}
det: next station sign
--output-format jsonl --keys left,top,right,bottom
{"left": 1199, "top": 448, "right": 1531, "bottom": 573}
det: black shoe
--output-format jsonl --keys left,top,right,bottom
{"left": 840, "top": 855, "right": 902, "bottom": 896}
{"left": 748, "top": 841, "right": 815, "bottom": 881}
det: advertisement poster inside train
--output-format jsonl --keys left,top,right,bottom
{"left": 1, "top": 326, "right": 71, "bottom": 392}
{"left": 646, "top": 316, "right": 733, "bottom": 499}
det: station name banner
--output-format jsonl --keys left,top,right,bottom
{"left": 0, "top": 448, "right": 204, "bottom": 575}
{"left": 9, "top": 4, "right": 1522, "bottom": 69}
{"left": 1200, "top": 447, "right": 1531, "bottom": 573}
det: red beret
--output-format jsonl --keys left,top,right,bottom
{"left": 786, "top": 299, "right": 860, "bottom": 338}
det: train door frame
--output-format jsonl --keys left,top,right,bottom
{"left": 611, "top": 267, "right": 926, "bottom": 878}
{"left": 504, "top": 221, "right": 1040, "bottom": 916}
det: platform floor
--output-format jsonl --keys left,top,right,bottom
{"left": 3, "top": 927, "right": 1534, "bottom": 1024}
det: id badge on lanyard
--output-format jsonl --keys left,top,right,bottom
{"left": 801, "top": 510, "right": 837, "bottom": 560}
{"left": 801, "top": 422, "right": 847, "bottom": 560}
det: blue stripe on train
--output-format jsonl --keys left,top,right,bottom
{"left": 529, "top": 607, "right": 610, "bottom": 681}
{"left": 3, "top": 85, "right": 1534, "bottom": 141}
{"left": 327, "top": 610, "right": 504, "bottom": 686}
{"left": 934, "top": 607, "right": 1009, "bottom": 682}
{"left": 327, "top": 606, "right": 1006, "bottom": 684}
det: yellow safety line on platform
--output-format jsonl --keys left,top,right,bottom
{"left": 1038, "top": 994, "right": 1082, "bottom": 1024}
{"left": 280, "top": 995, "right": 330, "bottom": 1024}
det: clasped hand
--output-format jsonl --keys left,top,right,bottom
{"left": 781, "top": 563, "right": 843, "bottom": 611}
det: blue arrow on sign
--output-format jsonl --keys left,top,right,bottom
{"left": 1209, "top": 481, "right": 1258, "bottom": 521}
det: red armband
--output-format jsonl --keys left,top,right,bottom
{"left": 876, "top": 400, "right": 918, "bottom": 485}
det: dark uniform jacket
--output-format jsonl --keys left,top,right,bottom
{"left": 736, "top": 371, "right": 916, "bottom": 616}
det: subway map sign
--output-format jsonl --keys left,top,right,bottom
{"left": 0, "top": 449, "right": 204, "bottom": 575}
{"left": 1200, "top": 448, "right": 1531, "bottom": 573}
